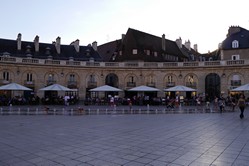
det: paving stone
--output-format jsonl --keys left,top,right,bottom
{"left": 0, "top": 110, "right": 248, "bottom": 165}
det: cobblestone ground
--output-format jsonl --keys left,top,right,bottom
{"left": 0, "top": 106, "right": 249, "bottom": 166}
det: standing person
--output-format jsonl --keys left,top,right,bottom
{"left": 218, "top": 97, "right": 224, "bottom": 113}
{"left": 237, "top": 95, "right": 246, "bottom": 119}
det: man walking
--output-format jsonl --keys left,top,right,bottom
{"left": 237, "top": 95, "right": 246, "bottom": 119}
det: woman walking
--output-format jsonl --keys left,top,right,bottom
{"left": 238, "top": 95, "right": 246, "bottom": 119}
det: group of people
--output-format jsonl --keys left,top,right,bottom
{"left": 215, "top": 95, "right": 246, "bottom": 119}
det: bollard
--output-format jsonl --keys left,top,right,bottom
{"left": 18, "top": 108, "right": 21, "bottom": 115}
{"left": 139, "top": 109, "right": 141, "bottom": 114}
{"left": 106, "top": 109, "right": 108, "bottom": 115}
{"left": 122, "top": 108, "right": 124, "bottom": 114}
{"left": 88, "top": 108, "right": 90, "bottom": 115}
{"left": 97, "top": 109, "right": 99, "bottom": 115}
{"left": 27, "top": 108, "right": 30, "bottom": 115}
{"left": 156, "top": 109, "right": 158, "bottom": 114}
{"left": 71, "top": 109, "right": 73, "bottom": 115}
{"left": 62, "top": 108, "right": 65, "bottom": 115}
{"left": 0, "top": 108, "right": 3, "bottom": 115}
{"left": 36, "top": 108, "right": 39, "bottom": 115}
{"left": 147, "top": 104, "right": 149, "bottom": 114}
{"left": 9, "top": 104, "right": 12, "bottom": 114}
{"left": 163, "top": 108, "right": 166, "bottom": 114}
{"left": 53, "top": 108, "right": 56, "bottom": 115}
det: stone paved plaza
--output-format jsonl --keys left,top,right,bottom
{"left": 0, "top": 109, "right": 249, "bottom": 166}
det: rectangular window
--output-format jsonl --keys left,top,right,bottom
{"left": 3, "top": 71, "right": 9, "bottom": 81}
{"left": 27, "top": 73, "right": 32, "bottom": 81}
{"left": 69, "top": 74, "right": 75, "bottom": 81}
{"left": 132, "top": 49, "right": 137, "bottom": 55}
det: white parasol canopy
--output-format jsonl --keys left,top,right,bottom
{"left": 89, "top": 85, "right": 122, "bottom": 92}
{"left": 230, "top": 83, "right": 249, "bottom": 91}
{"left": 164, "top": 85, "right": 196, "bottom": 92}
{"left": 0, "top": 82, "right": 32, "bottom": 91}
{"left": 39, "top": 84, "right": 73, "bottom": 91}
{"left": 128, "top": 85, "right": 160, "bottom": 92}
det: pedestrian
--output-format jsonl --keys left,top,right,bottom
{"left": 237, "top": 95, "right": 246, "bottom": 119}
{"left": 218, "top": 97, "right": 224, "bottom": 113}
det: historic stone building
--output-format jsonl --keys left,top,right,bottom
{"left": 0, "top": 26, "right": 248, "bottom": 102}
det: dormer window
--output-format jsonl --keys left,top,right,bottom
{"left": 132, "top": 49, "right": 137, "bottom": 55}
{"left": 232, "top": 40, "right": 239, "bottom": 48}
{"left": 232, "top": 54, "right": 240, "bottom": 60}
{"left": 154, "top": 52, "right": 158, "bottom": 57}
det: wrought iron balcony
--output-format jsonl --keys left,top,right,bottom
{"left": 24, "top": 80, "right": 35, "bottom": 87}
{"left": 231, "top": 80, "right": 241, "bottom": 86}
{"left": 146, "top": 82, "right": 155, "bottom": 87}
{"left": 0, "top": 79, "right": 11, "bottom": 85}
{"left": 166, "top": 82, "right": 175, "bottom": 87}
{"left": 46, "top": 80, "right": 56, "bottom": 85}
{"left": 87, "top": 81, "right": 97, "bottom": 88}
{"left": 68, "top": 80, "right": 78, "bottom": 89}
{"left": 127, "top": 82, "right": 136, "bottom": 87}
{"left": 186, "top": 82, "right": 197, "bottom": 88}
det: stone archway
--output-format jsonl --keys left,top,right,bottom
{"left": 205, "top": 73, "right": 220, "bottom": 100}
{"left": 105, "top": 73, "right": 119, "bottom": 87}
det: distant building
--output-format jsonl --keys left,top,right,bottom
{"left": 0, "top": 26, "right": 248, "bottom": 102}
{"left": 0, "top": 34, "right": 102, "bottom": 61}
{"left": 97, "top": 28, "right": 217, "bottom": 63}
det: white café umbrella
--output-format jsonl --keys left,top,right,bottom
{"left": 164, "top": 85, "right": 196, "bottom": 92}
{"left": 39, "top": 84, "right": 73, "bottom": 91}
{"left": 89, "top": 85, "right": 122, "bottom": 92}
{"left": 0, "top": 82, "right": 32, "bottom": 91}
{"left": 128, "top": 85, "right": 160, "bottom": 92}
{"left": 230, "top": 83, "right": 249, "bottom": 91}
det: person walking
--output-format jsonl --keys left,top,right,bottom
{"left": 237, "top": 95, "right": 246, "bottom": 119}
{"left": 218, "top": 97, "right": 225, "bottom": 113}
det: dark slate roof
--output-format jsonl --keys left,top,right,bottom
{"left": 179, "top": 45, "right": 200, "bottom": 60}
{"left": 0, "top": 38, "right": 102, "bottom": 61}
{"left": 201, "top": 49, "right": 220, "bottom": 60}
{"left": 221, "top": 27, "right": 249, "bottom": 50}
{"left": 99, "top": 28, "right": 188, "bottom": 62}
{"left": 98, "top": 40, "right": 121, "bottom": 62}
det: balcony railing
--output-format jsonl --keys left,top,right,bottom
{"left": 1, "top": 55, "right": 249, "bottom": 69}
{"left": 127, "top": 82, "right": 136, "bottom": 87}
{"left": 24, "top": 80, "right": 35, "bottom": 87}
{"left": 166, "top": 82, "right": 175, "bottom": 87}
{"left": 0, "top": 79, "right": 12, "bottom": 85}
{"left": 231, "top": 80, "right": 241, "bottom": 86}
{"left": 186, "top": 82, "right": 197, "bottom": 88}
{"left": 87, "top": 81, "right": 97, "bottom": 88}
{"left": 146, "top": 82, "right": 156, "bottom": 87}
{"left": 47, "top": 80, "right": 56, "bottom": 85}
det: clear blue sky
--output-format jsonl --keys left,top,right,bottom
{"left": 1, "top": 0, "right": 249, "bottom": 53}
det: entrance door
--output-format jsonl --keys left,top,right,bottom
{"left": 205, "top": 73, "right": 220, "bottom": 100}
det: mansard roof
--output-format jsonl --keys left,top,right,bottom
{"left": 221, "top": 26, "right": 249, "bottom": 50}
{"left": 0, "top": 38, "right": 102, "bottom": 61}
{"left": 99, "top": 28, "right": 188, "bottom": 62}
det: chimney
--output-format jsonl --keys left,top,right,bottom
{"left": 122, "top": 34, "right": 125, "bottom": 43}
{"left": 227, "top": 25, "right": 240, "bottom": 37}
{"left": 175, "top": 37, "right": 182, "bottom": 48}
{"left": 185, "top": 40, "right": 191, "bottom": 51}
{"left": 193, "top": 44, "right": 198, "bottom": 52}
{"left": 34, "top": 35, "right": 39, "bottom": 52}
{"left": 71, "top": 39, "right": 80, "bottom": 52}
{"left": 17, "top": 33, "right": 22, "bottom": 50}
{"left": 55, "top": 36, "right": 61, "bottom": 54}
{"left": 92, "top": 41, "right": 97, "bottom": 51}
{"left": 162, "top": 34, "right": 166, "bottom": 51}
